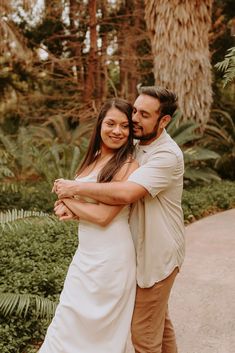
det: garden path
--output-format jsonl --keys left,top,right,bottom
{"left": 126, "top": 208, "right": 235, "bottom": 353}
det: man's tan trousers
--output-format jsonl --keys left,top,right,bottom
{"left": 131, "top": 268, "right": 178, "bottom": 353}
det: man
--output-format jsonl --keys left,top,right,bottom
{"left": 55, "top": 86, "right": 185, "bottom": 353}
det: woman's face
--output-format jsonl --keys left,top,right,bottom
{"left": 100, "top": 107, "right": 130, "bottom": 151}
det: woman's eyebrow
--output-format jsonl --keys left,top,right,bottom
{"left": 104, "top": 118, "right": 115, "bottom": 121}
{"left": 105, "top": 118, "right": 128, "bottom": 123}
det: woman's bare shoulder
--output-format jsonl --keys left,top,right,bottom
{"left": 113, "top": 157, "right": 139, "bottom": 181}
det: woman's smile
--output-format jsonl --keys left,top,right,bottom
{"left": 100, "top": 107, "right": 130, "bottom": 150}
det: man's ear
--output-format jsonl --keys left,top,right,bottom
{"left": 160, "top": 115, "right": 171, "bottom": 129}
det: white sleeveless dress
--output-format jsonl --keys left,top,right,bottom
{"left": 39, "top": 173, "right": 136, "bottom": 353}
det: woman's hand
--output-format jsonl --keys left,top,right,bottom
{"left": 52, "top": 179, "right": 78, "bottom": 198}
{"left": 54, "top": 202, "right": 75, "bottom": 221}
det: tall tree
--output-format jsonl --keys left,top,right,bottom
{"left": 84, "top": 0, "right": 98, "bottom": 101}
{"left": 144, "top": 0, "right": 213, "bottom": 125}
{"left": 68, "top": 0, "right": 86, "bottom": 85}
{"left": 0, "top": 0, "right": 32, "bottom": 60}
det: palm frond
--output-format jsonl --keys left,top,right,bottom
{"left": 215, "top": 47, "right": 235, "bottom": 87}
{"left": 0, "top": 181, "right": 20, "bottom": 192}
{"left": 0, "top": 292, "right": 57, "bottom": 319}
{"left": 184, "top": 167, "right": 221, "bottom": 183}
{"left": 32, "top": 143, "right": 84, "bottom": 183}
{"left": 0, "top": 209, "right": 49, "bottom": 224}
{"left": 204, "top": 125, "right": 232, "bottom": 146}
{"left": 170, "top": 122, "right": 202, "bottom": 145}
{"left": 0, "top": 214, "right": 58, "bottom": 233}
{"left": 183, "top": 146, "right": 220, "bottom": 163}
{"left": 70, "top": 146, "right": 81, "bottom": 177}
{"left": 0, "top": 129, "right": 18, "bottom": 159}
{"left": 0, "top": 150, "right": 15, "bottom": 178}
{"left": 167, "top": 111, "right": 221, "bottom": 182}
{"left": 45, "top": 116, "right": 71, "bottom": 144}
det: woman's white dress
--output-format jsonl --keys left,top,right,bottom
{"left": 39, "top": 173, "right": 136, "bottom": 353}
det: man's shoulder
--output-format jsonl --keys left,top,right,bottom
{"left": 150, "top": 134, "right": 183, "bottom": 160}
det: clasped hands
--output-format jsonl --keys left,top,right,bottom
{"left": 52, "top": 179, "right": 78, "bottom": 221}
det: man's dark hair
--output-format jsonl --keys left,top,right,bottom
{"left": 138, "top": 86, "right": 178, "bottom": 118}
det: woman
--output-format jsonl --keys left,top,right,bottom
{"left": 39, "top": 98, "right": 138, "bottom": 353}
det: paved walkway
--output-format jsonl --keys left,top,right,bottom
{"left": 126, "top": 208, "right": 235, "bottom": 353}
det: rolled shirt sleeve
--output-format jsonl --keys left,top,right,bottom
{"left": 128, "top": 150, "right": 177, "bottom": 198}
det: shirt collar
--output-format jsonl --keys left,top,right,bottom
{"left": 136, "top": 129, "right": 168, "bottom": 153}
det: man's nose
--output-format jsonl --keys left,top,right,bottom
{"left": 132, "top": 111, "right": 140, "bottom": 123}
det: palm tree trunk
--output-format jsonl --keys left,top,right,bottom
{"left": 144, "top": 0, "right": 213, "bottom": 125}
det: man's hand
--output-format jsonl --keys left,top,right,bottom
{"left": 52, "top": 179, "right": 78, "bottom": 198}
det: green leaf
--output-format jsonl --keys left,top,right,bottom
{"left": 0, "top": 293, "right": 57, "bottom": 319}
{"left": 184, "top": 147, "right": 220, "bottom": 163}
{"left": 184, "top": 167, "right": 221, "bottom": 182}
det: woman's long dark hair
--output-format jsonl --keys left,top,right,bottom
{"left": 76, "top": 98, "right": 134, "bottom": 182}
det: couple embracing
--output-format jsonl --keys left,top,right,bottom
{"left": 39, "top": 86, "right": 185, "bottom": 353}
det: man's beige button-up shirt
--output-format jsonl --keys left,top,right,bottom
{"left": 128, "top": 129, "right": 185, "bottom": 288}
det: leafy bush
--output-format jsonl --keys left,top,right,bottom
{"left": 182, "top": 180, "right": 235, "bottom": 223}
{"left": 0, "top": 118, "right": 90, "bottom": 183}
{"left": 0, "top": 218, "right": 78, "bottom": 353}
{"left": 0, "top": 181, "right": 55, "bottom": 212}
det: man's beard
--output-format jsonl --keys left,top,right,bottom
{"left": 133, "top": 119, "right": 161, "bottom": 141}
{"left": 134, "top": 129, "right": 157, "bottom": 141}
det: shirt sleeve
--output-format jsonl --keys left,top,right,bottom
{"left": 128, "top": 150, "right": 178, "bottom": 198}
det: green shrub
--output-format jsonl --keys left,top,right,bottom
{"left": 182, "top": 180, "right": 235, "bottom": 223}
{"left": 0, "top": 218, "right": 78, "bottom": 353}
{"left": 0, "top": 181, "right": 55, "bottom": 212}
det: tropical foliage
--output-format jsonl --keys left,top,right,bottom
{"left": 203, "top": 109, "right": 235, "bottom": 179}
{"left": 167, "top": 112, "right": 220, "bottom": 182}
{"left": 0, "top": 118, "right": 90, "bottom": 184}
{"left": 215, "top": 47, "right": 235, "bottom": 87}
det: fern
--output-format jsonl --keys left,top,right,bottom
{"left": 215, "top": 47, "right": 235, "bottom": 87}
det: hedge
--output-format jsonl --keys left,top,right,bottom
{"left": 0, "top": 219, "right": 78, "bottom": 353}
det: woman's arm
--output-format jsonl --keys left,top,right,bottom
{"left": 61, "top": 198, "right": 123, "bottom": 227}
{"left": 61, "top": 159, "right": 139, "bottom": 227}
{"left": 54, "top": 201, "right": 77, "bottom": 221}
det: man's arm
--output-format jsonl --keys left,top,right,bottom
{"left": 72, "top": 181, "right": 148, "bottom": 205}
{"left": 54, "top": 159, "right": 147, "bottom": 205}
{"left": 55, "top": 150, "right": 178, "bottom": 204}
